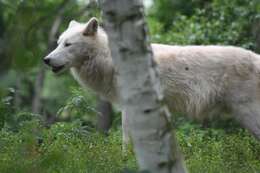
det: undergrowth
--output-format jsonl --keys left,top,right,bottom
{"left": 0, "top": 117, "right": 260, "bottom": 173}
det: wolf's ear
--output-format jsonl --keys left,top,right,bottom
{"left": 69, "top": 20, "right": 79, "bottom": 28}
{"left": 83, "top": 17, "right": 98, "bottom": 36}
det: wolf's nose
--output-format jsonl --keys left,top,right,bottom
{"left": 43, "top": 58, "right": 50, "bottom": 65}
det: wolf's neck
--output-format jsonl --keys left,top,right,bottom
{"left": 70, "top": 46, "right": 118, "bottom": 102}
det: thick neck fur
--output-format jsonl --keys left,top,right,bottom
{"left": 70, "top": 29, "right": 118, "bottom": 102}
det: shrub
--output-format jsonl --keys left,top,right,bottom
{"left": 0, "top": 116, "right": 260, "bottom": 173}
{"left": 0, "top": 118, "right": 136, "bottom": 173}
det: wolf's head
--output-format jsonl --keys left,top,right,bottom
{"left": 44, "top": 17, "right": 107, "bottom": 73}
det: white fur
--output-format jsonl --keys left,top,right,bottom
{"left": 45, "top": 18, "right": 260, "bottom": 140}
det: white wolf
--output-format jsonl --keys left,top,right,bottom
{"left": 44, "top": 17, "right": 260, "bottom": 141}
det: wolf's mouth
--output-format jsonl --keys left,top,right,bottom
{"left": 52, "top": 65, "right": 65, "bottom": 73}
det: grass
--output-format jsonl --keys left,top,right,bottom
{"left": 0, "top": 119, "right": 260, "bottom": 173}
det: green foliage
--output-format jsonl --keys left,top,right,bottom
{"left": 0, "top": 0, "right": 100, "bottom": 117}
{"left": 0, "top": 118, "right": 136, "bottom": 173}
{"left": 0, "top": 0, "right": 92, "bottom": 70}
{"left": 178, "top": 125, "right": 260, "bottom": 173}
{"left": 0, "top": 87, "right": 42, "bottom": 131}
{"left": 149, "top": 0, "right": 259, "bottom": 49}
{"left": 0, "top": 89, "right": 14, "bottom": 130}
{"left": 57, "top": 87, "right": 98, "bottom": 125}
{"left": 42, "top": 72, "right": 79, "bottom": 115}
{"left": 150, "top": 0, "right": 212, "bottom": 30}
{"left": 0, "top": 99, "right": 8, "bottom": 129}
{"left": 0, "top": 117, "right": 260, "bottom": 173}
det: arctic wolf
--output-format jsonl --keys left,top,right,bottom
{"left": 44, "top": 17, "right": 260, "bottom": 141}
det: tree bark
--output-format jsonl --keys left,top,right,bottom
{"left": 96, "top": 97, "right": 113, "bottom": 134}
{"left": 32, "top": 66, "right": 45, "bottom": 114}
{"left": 99, "top": 0, "right": 187, "bottom": 172}
{"left": 252, "top": 18, "right": 260, "bottom": 53}
{"left": 14, "top": 75, "right": 22, "bottom": 109}
{"left": 0, "top": 2, "right": 9, "bottom": 75}
{"left": 32, "top": 2, "right": 68, "bottom": 114}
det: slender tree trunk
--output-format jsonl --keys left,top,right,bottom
{"left": 32, "top": 66, "right": 45, "bottom": 114}
{"left": 32, "top": 2, "right": 67, "bottom": 114}
{"left": 99, "top": 0, "right": 187, "bottom": 172}
{"left": 96, "top": 97, "right": 113, "bottom": 134}
{"left": 252, "top": 18, "right": 260, "bottom": 53}
{"left": 14, "top": 75, "right": 22, "bottom": 109}
{"left": 0, "top": 2, "right": 9, "bottom": 75}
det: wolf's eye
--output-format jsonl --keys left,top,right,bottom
{"left": 64, "top": 42, "right": 72, "bottom": 47}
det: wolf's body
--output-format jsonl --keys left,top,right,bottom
{"left": 44, "top": 18, "right": 260, "bottom": 140}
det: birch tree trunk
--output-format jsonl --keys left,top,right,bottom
{"left": 99, "top": 0, "right": 187, "bottom": 172}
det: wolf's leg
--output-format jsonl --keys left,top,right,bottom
{"left": 122, "top": 110, "right": 130, "bottom": 151}
{"left": 232, "top": 101, "right": 260, "bottom": 140}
